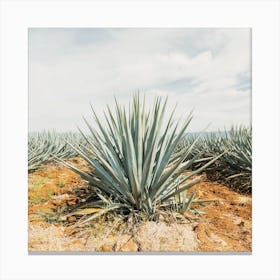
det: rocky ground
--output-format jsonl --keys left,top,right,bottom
{"left": 28, "top": 157, "right": 252, "bottom": 253}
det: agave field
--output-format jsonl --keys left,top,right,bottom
{"left": 28, "top": 131, "right": 87, "bottom": 171}
{"left": 177, "top": 126, "right": 252, "bottom": 193}
{"left": 28, "top": 95, "right": 252, "bottom": 252}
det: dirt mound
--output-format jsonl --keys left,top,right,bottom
{"left": 134, "top": 221, "right": 198, "bottom": 252}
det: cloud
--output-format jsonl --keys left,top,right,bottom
{"left": 29, "top": 28, "right": 251, "bottom": 132}
{"left": 236, "top": 71, "right": 251, "bottom": 91}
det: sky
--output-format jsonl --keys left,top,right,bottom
{"left": 29, "top": 28, "right": 251, "bottom": 133}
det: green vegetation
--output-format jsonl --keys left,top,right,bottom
{"left": 28, "top": 131, "right": 86, "bottom": 171}
{"left": 57, "top": 179, "right": 66, "bottom": 188}
{"left": 29, "top": 177, "right": 49, "bottom": 189}
{"left": 28, "top": 178, "right": 55, "bottom": 205}
{"left": 28, "top": 189, "right": 55, "bottom": 205}
{"left": 178, "top": 126, "right": 252, "bottom": 193}
{"left": 57, "top": 95, "right": 223, "bottom": 217}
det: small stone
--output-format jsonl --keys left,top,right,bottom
{"left": 72, "top": 239, "right": 82, "bottom": 245}
{"left": 118, "top": 238, "right": 138, "bottom": 252}
{"left": 158, "top": 214, "right": 165, "bottom": 222}
{"left": 101, "top": 244, "right": 114, "bottom": 252}
{"left": 68, "top": 216, "right": 77, "bottom": 222}
{"left": 59, "top": 215, "right": 67, "bottom": 221}
{"left": 238, "top": 221, "right": 245, "bottom": 227}
{"left": 114, "top": 235, "right": 138, "bottom": 252}
{"left": 67, "top": 200, "right": 77, "bottom": 206}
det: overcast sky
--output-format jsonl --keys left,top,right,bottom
{"left": 29, "top": 28, "right": 251, "bottom": 133}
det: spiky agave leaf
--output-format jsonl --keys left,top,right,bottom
{"left": 61, "top": 94, "right": 222, "bottom": 214}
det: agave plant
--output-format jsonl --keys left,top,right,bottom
{"left": 60, "top": 95, "right": 222, "bottom": 215}
{"left": 176, "top": 126, "right": 252, "bottom": 193}
{"left": 222, "top": 126, "right": 252, "bottom": 192}
{"left": 224, "top": 126, "right": 252, "bottom": 173}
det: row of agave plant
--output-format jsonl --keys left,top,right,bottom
{"left": 28, "top": 131, "right": 87, "bottom": 171}
{"left": 28, "top": 94, "right": 251, "bottom": 220}
{"left": 176, "top": 126, "right": 252, "bottom": 193}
